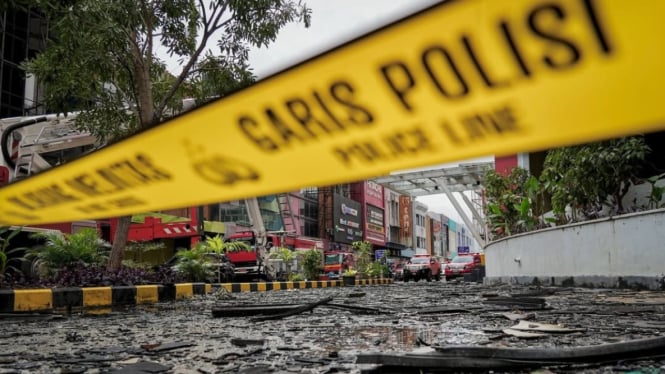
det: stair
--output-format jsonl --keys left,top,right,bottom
{"left": 277, "top": 193, "right": 297, "bottom": 235}
{"left": 13, "top": 152, "right": 52, "bottom": 181}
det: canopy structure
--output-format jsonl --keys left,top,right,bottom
{"left": 372, "top": 161, "right": 494, "bottom": 249}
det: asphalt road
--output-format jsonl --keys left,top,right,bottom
{"left": 2, "top": 281, "right": 665, "bottom": 373}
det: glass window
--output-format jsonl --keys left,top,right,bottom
{"left": 453, "top": 256, "right": 473, "bottom": 263}
{"left": 410, "top": 257, "right": 428, "bottom": 264}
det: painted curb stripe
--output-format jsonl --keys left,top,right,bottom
{"left": 175, "top": 283, "right": 193, "bottom": 300}
{"left": 0, "top": 290, "right": 14, "bottom": 313}
{"left": 112, "top": 286, "right": 137, "bottom": 306}
{"left": 14, "top": 289, "right": 53, "bottom": 312}
{"left": 52, "top": 287, "right": 83, "bottom": 309}
{"left": 82, "top": 287, "right": 112, "bottom": 308}
{"left": 239, "top": 283, "right": 252, "bottom": 292}
{"left": 0, "top": 280, "right": 393, "bottom": 312}
{"left": 158, "top": 284, "right": 176, "bottom": 302}
{"left": 136, "top": 285, "right": 159, "bottom": 304}
{"left": 192, "top": 283, "right": 206, "bottom": 295}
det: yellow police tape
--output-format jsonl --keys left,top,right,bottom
{"left": 1, "top": 0, "right": 665, "bottom": 225}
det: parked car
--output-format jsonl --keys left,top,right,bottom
{"left": 403, "top": 255, "right": 442, "bottom": 282}
{"left": 444, "top": 255, "right": 480, "bottom": 281}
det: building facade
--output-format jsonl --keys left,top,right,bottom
{"left": 413, "top": 201, "right": 428, "bottom": 254}
{"left": 1, "top": 6, "right": 47, "bottom": 118}
{"left": 383, "top": 187, "right": 405, "bottom": 258}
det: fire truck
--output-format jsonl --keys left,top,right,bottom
{"left": 0, "top": 113, "right": 201, "bottom": 248}
{"left": 224, "top": 199, "right": 324, "bottom": 280}
{"left": 323, "top": 250, "right": 355, "bottom": 278}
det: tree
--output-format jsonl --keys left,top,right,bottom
{"left": 300, "top": 248, "right": 322, "bottom": 280}
{"left": 351, "top": 240, "right": 372, "bottom": 278}
{"left": 483, "top": 167, "right": 546, "bottom": 239}
{"left": 541, "top": 136, "right": 651, "bottom": 220}
{"left": 20, "top": 0, "right": 311, "bottom": 271}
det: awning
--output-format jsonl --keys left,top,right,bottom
{"left": 401, "top": 249, "right": 415, "bottom": 258}
{"left": 385, "top": 241, "right": 407, "bottom": 251}
{"left": 131, "top": 212, "right": 190, "bottom": 224}
{"left": 8, "top": 226, "right": 61, "bottom": 234}
{"left": 204, "top": 221, "right": 225, "bottom": 234}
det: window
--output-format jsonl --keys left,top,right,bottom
{"left": 389, "top": 200, "right": 399, "bottom": 225}
{"left": 300, "top": 187, "right": 319, "bottom": 201}
{"left": 333, "top": 184, "right": 350, "bottom": 197}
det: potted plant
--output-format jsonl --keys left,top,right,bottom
{"left": 342, "top": 268, "right": 357, "bottom": 286}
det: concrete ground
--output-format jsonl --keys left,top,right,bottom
{"left": 1, "top": 281, "right": 664, "bottom": 373}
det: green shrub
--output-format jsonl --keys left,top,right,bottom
{"left": 0, "top": 226, "right": 26, "bottom": 286}
{"left": 203, "top": 234, "right": 250, "bottom": 253}
{"left": 352, "top": 241, "right": 372, "bottom": 277}
{"left": 367, "top": 261, "right": 389, "bottom": 278}
{"left": 27, "top": 228, "right": 108, "bottom": 277}
{"left": 172, "top": 244, "right": 215, "bottom": 282}
{"left": 541, "top": 136, "right": 651, "bottom": 220}
{"left": 300, "top": 248, "right": 322, "bottom": 280}
{"left": 483, "top": 136, "right": 652, "bottom": 240}
{"left": 484, "top": 167, "right": 547, "bottom": 239}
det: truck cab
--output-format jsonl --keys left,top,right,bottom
{"left": 224, "top": 230, "right": 266, "bottom": 280}
{"left": 323, "top": 251, "right": 354, "bottom": 278}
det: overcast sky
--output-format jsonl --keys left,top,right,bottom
{"left": 243, "top": 0, "right": 492, "bottom": 225}
{"left": 246, "top": 0, "right": 440, "bottom": 78}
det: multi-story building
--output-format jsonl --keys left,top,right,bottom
{"left": 426, "top": 212, "right": 447, "bottom": 258}
{"left": 413, "top": 201, "right": 428, "bottom": 254}
{"left": 1, "top": 6, "right": 47, "bottom": 118}
{"left": 349, "top": 180, "right": 386, "bottom": 249}
{"left": 383, "top": 187, "right": 408, "bottom": 258}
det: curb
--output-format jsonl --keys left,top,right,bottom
{"left": 0, "top": 278, "right": 393, "bottom": 313}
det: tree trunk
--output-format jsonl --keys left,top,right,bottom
{"left": 105, "top": 28, "right": 155, "bottom": 273}
{"left": 107, "top": 215, "right": 132, "bottom": 271}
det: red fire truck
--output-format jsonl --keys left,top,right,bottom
{"left": 225, "top": 226, "right": 324, "bottom": 280}
{"left": 323, "top": 250, "right": 355, "bottom": 278}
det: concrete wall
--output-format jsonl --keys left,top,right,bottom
{"left": 484, "top": 209, "right": 665, "bottom": 290}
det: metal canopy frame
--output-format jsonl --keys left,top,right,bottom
{"left": 372, "top": 161, "right": 494, "bottom": 249}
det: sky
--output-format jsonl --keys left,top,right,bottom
{"left": 246, "top": 0, "right": 440, "bottom": 78}
{"left": 243, "top": 0, "right": 490, "bottom": 224}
